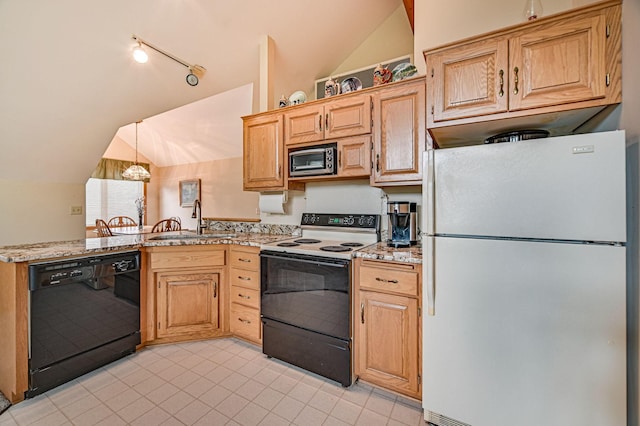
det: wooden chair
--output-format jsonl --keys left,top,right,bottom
{"left": 95, "top": 219, "right": 113, "bottom": 237}
{"left": 107, "top": 216, "right": 137, "bottom": 228}
{"left": 151, "top": 218, "right": 181, "bottom": 233}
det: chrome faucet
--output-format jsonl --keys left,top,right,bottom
{"left": 191, "top": 199, "right": 205, "bottom": 235}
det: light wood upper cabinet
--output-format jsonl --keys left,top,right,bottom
{"left": 509, "top": 12, "right": 606, "bottom": 111}
{"left": 284, "top": 94, "right": 371, "bottom": 145}
{"left": 243, "top": 112, "right": 285, "bottom": 191}
{"left": 354, "top": 258, "right": 422, "bottom": 399}
{"left": 371, "top": 77, "right": 425, "bottom": 186}
{"left": 337, "top": 136, "right": 371, "bottom": 178}
{"left": 430, "top": 36, "right": 509, "bottom": 122}
{"left": 425, "top": 0, "right": 622, "bottom": 147}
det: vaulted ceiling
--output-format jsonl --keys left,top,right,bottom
{"left": 0, "top": 0, "right": 409, "bottom": 182}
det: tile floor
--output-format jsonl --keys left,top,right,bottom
{"left": 0, "top": 338, "right": 425, "bottom": 426}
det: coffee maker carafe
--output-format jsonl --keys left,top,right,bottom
{"left": 387, "top": 201, "right": 417, "bottom": 248}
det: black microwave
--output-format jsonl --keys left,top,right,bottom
{"left": 289, "top": 143, "right": 337, "bottom": 177}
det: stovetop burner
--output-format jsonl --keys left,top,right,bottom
{"left": 294, "top": 238, "right": 322, "bottom": 244}
{"left": 340, "top": 242, "right": 364, "bottom": 247}
{"left": 261, "top": 213, "right": 381, "bottom": 259}
{"left": 320, "top": 246, "right": 353, "bottom": 253}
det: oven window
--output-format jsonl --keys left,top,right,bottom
{"left": 261, "top": 254, "right": 350, "bottom": 339}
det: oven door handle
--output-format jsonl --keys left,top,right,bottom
{"left": 260, "top": 253, "right": 349, "bottom": 268}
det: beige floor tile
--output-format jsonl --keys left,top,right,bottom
{"left": 233, "top": 402, "right": 269, "bottom": 426}
{"left": 190, "top": 359, "right": 218, "bottom": 376}
{"left": 174, "top": 399, "right": 211, "bottom": 425}
{"left": 59, "top": 394, "right": 102, "bottom": 420}
{"left": 308, "top": 389, "right": 340, "bottom": 414}
{"left": 235, "top": 379, "right": 267, "bottom": 401}
{"left": 253, "top": 387, "right": 286, "bottom": 411}
{"left": 322, "top": 415, "right": 351, "bottom": 426}
{"left": 253, "top": 366, "right": 281, "bottom": 386}
{"left": 293, "top": 404, "right": 328, "bottom": 426}
{"left": 289, "top": 380, "right": 319, "bottom": 404}
{"left": 103, "top": 388, "right": 143, "bottom": 412}
{"left": 69, "top": 403, "right": 113, "bottom": 426}
{"left": 364, "top": 391, "right": 396, "bottom": 417}
{"left": 355, "top": 408, "right": 389, "bottom": 426}
{"left": 115, "top": 397, "right": 155, "bottom": 423}
{"left": 9, "top": 394, "right": 57, "bottom": 424}
{"left": 272, "top": 395, "right": 305, "bottom": 422}
{"left": 156, "top": 363, "right": 188, "bottom": 382}
{"left": 216, "top": 393, "right": 250, "bottom": 419}
{"left": 91, "top": 379, "right": 131, "bottom": 402}
{"left": 132, "top": 374, "right": 167, "bottom": 396}
{"left": 182, "top": 376, "right": 215, "bottom": 398}
{"left": 219, "top": 371, "right": 249, "bottom": 392}
{"left": 193, "top": 408, "right": 230, "bottom": 426}
{"left": 161, "top": 390, "right": 196, "bottom": 415}
{"left": 270, "top": 374, "right": 299, "bottom": 394}
{"left": 204, "top": 365, "right": 234, "bottom": 383}
{"left": 94, "top": 413, "right": 127, "bottom": 426}
{"left": 389, "top": 401, "right": 423, "bottom": 426}
{"left": 199, "top": 385, "right": 233, "bottom": 408}
{"left": 258, "top": 412, "right": 290, "bottom": 426}
{"left": 330, "top": 399, "right": 363, "bottom": 424}
{"left": 27, "top": 410, "right": 70, "bottom": 426}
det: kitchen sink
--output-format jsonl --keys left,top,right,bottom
{"left": 147, "top": 231, "right": 237, "bottom": 240}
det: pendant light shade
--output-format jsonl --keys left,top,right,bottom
{"left": 122, "top": 121, "right": 151, "bottom": 181}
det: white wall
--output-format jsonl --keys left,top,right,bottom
{"left": 156, "top": 157, "right": 259, "bottom": 231}
{"left": 0, "top": 179, "right": 86, "bottom": 246}
{"left": 414, "top": 0, "right": 573, "bottom": 74}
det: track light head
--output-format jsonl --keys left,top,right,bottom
{"left": 132, "top": 43, "right": 148, "bottom": 63}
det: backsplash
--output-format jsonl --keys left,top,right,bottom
{"left": 204, "top": 220, "right": 301, "bottom": 236}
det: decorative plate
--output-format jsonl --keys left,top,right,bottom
{"left": 340, "top": 77, "right": 362, "bottom": 94}
{"left": 289, "top": 90, "right": 307, "bottom": 105}
{"left": 391, "top": 63, "right": 418, "bottom": 82}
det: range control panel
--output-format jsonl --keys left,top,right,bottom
{"left": 301, "top": 213, "right": 380, "bottom": 230}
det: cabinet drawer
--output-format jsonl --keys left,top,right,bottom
{"left": 150, "top": 249, "right": 225, "bottom": 270}
{"left": 230, "top": 285, "right": 260, "bottom": 309}
{"left": 359, "top": 264, "right": 419, "bottom": 297}
{"left": 230, "top": 304, "right": 261, "bottom": 342}
{"left": 229, "top": 249, "right": 260, "bottom": 270}
{"left": 230, "top": 268, "right": 260, "bottom": 290}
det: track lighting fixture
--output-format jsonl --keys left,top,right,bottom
{"left": 131, "top": 35, "right": 206, "bottom": 86}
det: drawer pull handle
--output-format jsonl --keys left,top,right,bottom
{"left": 375, "top": 277, "right": 399, "bottom": 284}
{"left": 214, "top": 282, "right": 217, "bottom": 298}
{"left": 319, "top": 114, "right": 323, "bottom": 131}
{"left": 238, "top": 318, "right": 251, "bottom": 324}
{"left": 360, "top": 303, "right": 365, "bottom": 324}
{"left": 238, "top": 276, "right": 251, "bottom": 281}
{"left": 498, "top": 69, "right": 504, "bottom": 97}
{"left": 513, "top": 66, "right": 519, "bottom": 95}
{"left": 238, "top": 293, "right": 251, "bottom": 299}
{"left": 238, "top": 258, "right": 251, "bottom": 263}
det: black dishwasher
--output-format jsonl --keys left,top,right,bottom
{"left": 27, "top": 251, "right": 141, "bottom": 398}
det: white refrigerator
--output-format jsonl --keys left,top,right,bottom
{"left": 421, "top": 130, "right": 627, "bottom": 426}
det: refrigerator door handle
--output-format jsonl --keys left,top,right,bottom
{"left": 426, "top": 235, "right": 435, "bottom": 316}
{"left": 425, "top": 149, "right": 435, "bottom": 236}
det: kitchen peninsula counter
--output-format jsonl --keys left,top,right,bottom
{"left": 0, "top": 232, "right": 293, "bottom": 263}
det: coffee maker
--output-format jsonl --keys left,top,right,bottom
{"left": 387, "top": 201, "right": 418, "bottom": 248}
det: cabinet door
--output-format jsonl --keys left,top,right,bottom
{"left": 325, "top": 94, "right": 372, "bottom": 140}
{"left": 509, "top": 12, "right": 606, "bottom": 111}
{"left": 157, "top": 271, "right": 219, "bottom": 338}
{"left": 337, "top": 135, "right": 371, "bottom": 178}
{"left": 243, "top": 113, "right": 284, "bottom": 190}
{"left": 355, "top": 291, "right": 420, "bottom": 397}
{"left": 428, "top": 37, "right": 509, "bottom": 123}
{"left": 284, "top": 104, "right": 324, "bottom": 145}
{"left": 371, "top": 79, "right": 426, "bottom": 185}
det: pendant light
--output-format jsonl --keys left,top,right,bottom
{"left": 122, "top": 121, "right": 151, "bottom": 181}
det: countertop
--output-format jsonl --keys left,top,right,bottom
{"left": 354, "top": 242, "right": 422, "bottom": 264}
{"left": 0, "top": 233, "right": 423, "bottom": 264}
{"left": 0, "top": 232, "right": 291, "bottom": 263}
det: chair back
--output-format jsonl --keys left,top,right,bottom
{"left": 151, "top": 218, "right": 182, "bottom": 233}
{"left": 95, "top": 219, "right": 113, "bottom": 237}
{"left": 108, "top": 216, "right": 137, "bottom": 227}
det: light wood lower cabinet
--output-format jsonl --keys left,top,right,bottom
{"left": 354, "top": 258, "right": 421, "bottom": 399}
{"left": 156, "top": 271, "right": 220, "bottom": 338}
{"left": 228, "top": 246, "right": 262, "bottom": 344}
{"left": 145, "top": 245, "right": 228, "bottom": 343}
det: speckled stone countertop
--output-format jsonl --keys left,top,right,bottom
{"left": 354, "top": 242, "right": 422, "bottom": 264}
{"left": 0, "top": 232, "right": 293, "bottom": 263}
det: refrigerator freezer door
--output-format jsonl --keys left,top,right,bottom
{"left": 432, "top": 130, "right": 626, "bottom": 243}
{"left": 423, "top": 236, "right": 626, "bottom": 426}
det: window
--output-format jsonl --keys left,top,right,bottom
{"left": 86, "top": 178, "right": 144, "bottom": 226}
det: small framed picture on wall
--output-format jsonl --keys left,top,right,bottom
{"left": 179, "top": 179, "right": 201, "bottom": 207}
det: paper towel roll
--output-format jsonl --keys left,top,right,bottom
{"left": 259, "top": 192, "right": 286, "bottom": 214}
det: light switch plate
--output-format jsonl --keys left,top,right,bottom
{"left": 70, "top": 205, "right": 83, "bottom": 215}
